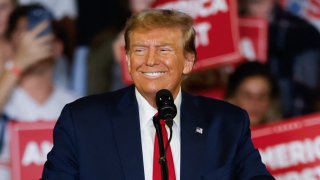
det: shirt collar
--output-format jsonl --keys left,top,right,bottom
{"left": 135, "top": 88, "right": 181, "bottom": 129}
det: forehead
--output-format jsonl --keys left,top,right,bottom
{"left": 130, "top": 27, "right": 183, "bottom": 45}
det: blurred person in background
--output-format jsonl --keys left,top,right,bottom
{"left": 0, "top": 0, "right": 71, "bottom": 110}
{"left": 73, "top": 0, "right": 131, "bottom": 96}
{"left": 17, "top": 0, "right": 79, "bottom": 96}
{"left": 17, "top": 0, "right": 78, "bottom": 61}
{"left": 0, "top": 0, "right": 49, "bottom": 111}
{"left": 0, "top": 4, "right": 78, "bottom": 179}
{"left": 238, "top": 0, "right": 320, "bottom": 118}
{"left": 226, "top": 62, "right": 281, "bottom": 127}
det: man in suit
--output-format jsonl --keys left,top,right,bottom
{"left": 42, "top": 9, "right": 274, "bottom": 179}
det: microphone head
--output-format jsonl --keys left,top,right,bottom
{"left": 156, "top": 89, "right": 177, "bottom": 123}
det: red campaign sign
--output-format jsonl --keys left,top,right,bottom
{"left": 9, "top": 121, "right": 55, "bottom": 180}
{"left": 251, "top": 113, "right": 320, "bottom": 179}
{"left": 120, "top": 0, "right": 242, "bottom": 84}
{"left": 239, "top": 17, "right": 268, "bottom": 63}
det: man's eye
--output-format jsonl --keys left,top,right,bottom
{"left": 159, "top": 48, "right": 172, "bottom": 53}
{"left": 134, "top": 48, "right": 146, "bottom": 55}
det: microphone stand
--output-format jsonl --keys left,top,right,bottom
{"left": 154, "top": 89, "right": 176, "bottom": 180}
{"left": 153, "top": 115, "right": 169, "bottom": 180}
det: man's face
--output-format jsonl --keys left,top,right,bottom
{"left": 0, "top": 0, "right": 13, "bottom": 36}
{"left": 126, "top": 27, "right": 194, "bottom": 102}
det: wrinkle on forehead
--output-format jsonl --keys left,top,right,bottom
{"left": 127, "top": 27, "right": 186, "bottom": 58}
{"left": 132, "top": 40, "right": 175, "bottom": 47}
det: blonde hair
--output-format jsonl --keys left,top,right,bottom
{"left": 124, "top": 9, "right": 197, "bottom": 59}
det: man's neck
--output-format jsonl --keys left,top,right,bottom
{"left": 141, "top": 93, "right": 157, "bottom": 109}
{"left": 135, "top": 88, "right": 181, "bottom": 109}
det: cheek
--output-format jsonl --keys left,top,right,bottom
{"left": 173, "top": 63, "right": 185, "bottom": 77}
{"left": 167, "top": 57, "right": 185, "bottom": 72}
{"left": 128, "top": 56, "right": 144, "bottom": 70}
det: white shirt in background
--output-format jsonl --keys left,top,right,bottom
{"left": 4, "top": 87, "right": 77, "bottom": 121}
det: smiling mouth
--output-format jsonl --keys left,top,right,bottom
{"left": 142, "top": 71, "right": 166, "bottom": 78}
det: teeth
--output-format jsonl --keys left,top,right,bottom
{"left": 143, "top": 72, "right": 165, "bottom": 77}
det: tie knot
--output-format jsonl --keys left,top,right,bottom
{"left": 160, "top": 119, "right": 166, "bottom": 127}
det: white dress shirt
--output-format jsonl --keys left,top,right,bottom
{"left": 136, "top": 88, "right": 181, "bottom": 180}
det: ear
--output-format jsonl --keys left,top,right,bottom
{"left": 126, "top": 54, "right": 131, "bottom": 73}
{"left": 183, "top": 52, "right": 195, "bottom": 74}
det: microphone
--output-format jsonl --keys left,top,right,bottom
{"left": 156, "top": 89, "right": 177, "bottom": 128}
{"left": 153, "top": 89, "right": 177, "bottom": 180}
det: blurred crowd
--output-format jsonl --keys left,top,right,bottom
{"left": 184, "top": 0, "right": 320, "bottom": 127}
{"left": 0, "top": 0, "right": 319, "bottom": 179}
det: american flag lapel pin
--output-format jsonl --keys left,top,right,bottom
{"left": 196, "top": 127, "right": 203, "bottom": 134}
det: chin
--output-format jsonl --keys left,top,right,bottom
{"left": 144, "top": 86, "right": 164, "bottom": 94}
{"left": 140, "top": 84, "right": 171, "bottom": 95}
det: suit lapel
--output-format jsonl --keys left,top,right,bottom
{"left": 180, "top": 92, "right": 206, "bottom": 180}
{"left": 111, "top": 86, "right": 145, "bottom": 180}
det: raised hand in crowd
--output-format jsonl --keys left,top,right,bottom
{"left": 0, "top": 21, "right": 54, "bottom": 112}
{"left": 9, "top": 21, "right": 54, "bottom": 72}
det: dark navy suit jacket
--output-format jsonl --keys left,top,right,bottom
{"left": 42, "top": 86, "right": 274, "bottom": 180}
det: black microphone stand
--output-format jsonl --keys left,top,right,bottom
{"left": 153, "top": 115, "right": 169, "bottom": 180}
{"left": 154, "top": 89, "right": 176, "bottom": 180}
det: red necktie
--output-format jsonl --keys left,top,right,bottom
{"left": 153, "top": 119, "right": 176, "bottom": 180}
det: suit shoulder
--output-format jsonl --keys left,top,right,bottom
{"left": 188, "top": 94, "right": 250, "bottom": 127}
{"left": 197, "top": 96, "right": 251, "bottom": 137}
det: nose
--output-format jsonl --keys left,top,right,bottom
{"left": 146, "top": 48, "right": 158, "bottom": 66}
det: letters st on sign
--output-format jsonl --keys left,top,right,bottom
{"left": 120, "top": 0, "right": 242, "bottom": 84}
